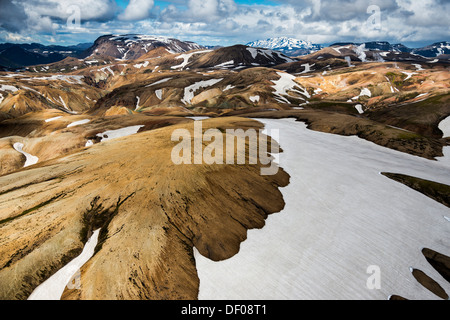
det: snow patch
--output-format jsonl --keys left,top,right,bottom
{"left": 171, "top": 50, "right": 212, "bottom": 70}
{"left": 351, "top": 88, "right": 371, "bottom": 100}
{"left": 355, "top": 104, "right": 364, "bottom": 114}
{"left": 194, "top": 118, "right": 450, "bottom": 300}
{"left": 182, "top": 78, "right": 223, "bottom": 105}
{"left": 155, "top": 89, "right": 163, "bottom": 100}
{"left": 45, "top": 116, "right": 63, "bottom": 123}
{"left": 67, "top": 119, "right": 90, "bottom": 128}
{"left": 28, "top": 229, "right": 100, "bottom": 300}
{"left": 402, "top": 71, "right": 417, "bottom": 81}
{"left": 97, "top": 125, "right": 145, "bottom": 142}
{"left": 215, "top": 60, "right": 234, "bottom": 68}
{"left": 223, "top": 85, "right": 235, "bottom": 92}
{"left": 439, "top": 115, "right": 450, "bottom": 138}
{"left": 0, "top": 84, "right": 18, "bottom": 92}
{"left": 249, "top": 95, "right": 260, "bottom": 103}
{"left": 146, "top": 77, "right": 172, "bottom": 87}
{"left": 134, "top": 61, "right": 149, "bottom": 69}
{"left": 271, "top": 72, "right": 310, "bottom": 104}
{"left": 135, "top": 96, "right": 141, "bottom": 111}
{"left": 13, "top": 143, "right": 39, "bottom": 167}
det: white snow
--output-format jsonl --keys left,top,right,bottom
{"left": 439, "top": 115, "right": 450, "bottom": 138}
{"left": 412, "top": 64, "right": 424, "bottom": 71}
{"left": 146, "top": 77, "right": 172, "bottom": 87}
{"left": 67, "top": 119, "right": 90, "bottom": 128}
{"left": 215, "top": 60, "right": 234, "bottom": 68}
{"left": 427, "top": 59, "right": 439, "bottom": 64}
{"left": 246, "top": 47, "right": 260, "bottom": 59}
{"left": 249, "top": 95, "right": 260, "bottom": 103}
{"left": 402, "top": 71, "right": 417, "bottom": 81}
{"left": 332, "top": 45, "right": 352, "bottom": 54}
{"left": 271, "top": 72, "right": 310, "bottom": 104}
{"left": 28, "top": 75, "right": 84, "bottom": 85}
{"left": 99, "top": 66, "right": 115, "bottom": 76}
{"left": 246, "top": 47, "right": 293, "bottom": 63}
{"left": 223, "top": 85, "right": 235, "bottom": 92}
{"left": 351, "top": 88, "right": 372, "bottom": 100}
{"left": 96, "top": 125, "right": 145, "bottom": 142}
{"left": 135, "top": 96, "right": 141, "bottom": 111}
{"left": 194, "top": 118, "right": 450, "bottom": 300}
{"left": 134, "top": 61, "right": 149, "bottom": 69}
{"left": 0, "top": 84, "right": 18, "bottom": 92}
{"left": 155, "top": 89, "right": 163, "bottom": 100}
{"left": 85, "top": 140, "right": 94, "bottom": 147}
{"left": 298, "top": 63, "right": 315, "bottom": 74}
{"left": 182, "top": 78, "right": 223, "bottom": 105}
{"left": 188, "top": 116, "right": 210, "bottom": 121}
{"left": 415, "top": 93, "right": 429, "bottom": 99}
{"left": 247, "top": 37, "right": 316, "bottom": 53}
{"left": 171, "top": 50, "right": 212, "bottom": 70}
{"left": 59, "top": 96, "right": 69, "bottom": 110}
{"left": 45, "top": 116, "right": 63, "bottom": 123}
{"left": 28, "top": 229, "right": 100, "bottom": 300}
{"left": 355, "top": 104, "right": 364, "bottom": 114}
{"left": 13, "top": 143, "right": 39, "bottom": 167}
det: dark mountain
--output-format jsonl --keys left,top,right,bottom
{"left": 183, "top": 45, "right": 297, "bottom": 70}
{"left": 0, "top": 42, "right": 91, "bottom": 69}
{"left": 330, "top": 41, "right": 449, "bottom": 57}
{"left": 411, "top": 41, "right": 450, "bottom": 57}
{"left": 0, "top": 46, "right": 65, "bottom": 69}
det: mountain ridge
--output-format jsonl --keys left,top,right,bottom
{"left": 1, "top": 34, "right": 449, "bottom": 69}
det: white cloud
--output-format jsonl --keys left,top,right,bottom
{"left": 20, "top": 0, "right": 117, "bottom": 22}
{"left": 0, "top": 0, "right": 448, "bottom": 47}
{"left": 118, "top": 0, "right": 155, "bottom": 21}
{"left": 162, "top": 0, "right": 237, "bottom": 23}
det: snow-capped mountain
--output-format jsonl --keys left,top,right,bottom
{"left": 411, "top": 41, "right": 450, "bottom": 57}
{"left": 82, "top": 34, "right": 205, "bottom": 60}
{"left": 330, "top": 41, "right": 450, "bottom": 58}
{"left": 246, "top": 37, "right": 322, "bottom": 57}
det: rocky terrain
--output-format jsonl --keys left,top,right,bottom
{"left": 0, "top": 34, "right": 449, "bottom": 300}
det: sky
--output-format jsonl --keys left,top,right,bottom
{"left": 0, "top": 0, "right": 449, "bottom": 47}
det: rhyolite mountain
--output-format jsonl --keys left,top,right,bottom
{"left": 81, "top": 34, "right": 205, "bottom": 60}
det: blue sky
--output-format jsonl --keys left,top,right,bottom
{"left": 0, "top": 0, "right": 448, "bottom": 47}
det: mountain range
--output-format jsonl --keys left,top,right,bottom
{"left": 0, "top": 35, "right": 449, "bottom": 69}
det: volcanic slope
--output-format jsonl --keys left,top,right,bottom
{"left": 0, "top": 117, "right": 288, "bottom": 300}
